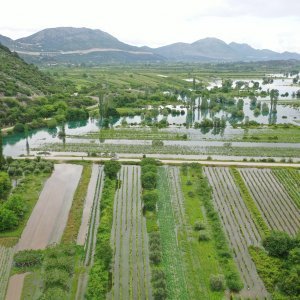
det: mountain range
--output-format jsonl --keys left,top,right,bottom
{"left": 1, "top": 27, "right": 300, "bottom": 64}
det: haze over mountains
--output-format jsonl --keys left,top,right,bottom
{"left": 1, "top": 27, "right": 300, "bottom": 65}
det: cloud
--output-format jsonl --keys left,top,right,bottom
{"left": 0, "top": 0, "right": 299, "bottom": 52}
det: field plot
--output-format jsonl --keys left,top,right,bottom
{"left": 77, "top": 164, "right": 104, "bottom": 246}
{"left": 0, "top": 246, "right": 14, "bottom": 300}
{"left": 164, "top": 166, "right": 223, "bottom": 299}
{"left": 204, "top": 167, "right": 268, "bottom": 299}
{"left": 16, "top": 164, "right": 83, "bottom": 251}
{"left": 272, "top": 168, "right": 300, "bottom": 209}
{"left": 239, "top": 168, "right": 300, "bottom": 236}
{"left": 76, "top": 165, "right": 105, "bottom": 300}
{"left": 157, "top": 167, "right": 189, "bottom": 300}
{"left": 110, "top": 165, "right": 152, "bottom": 300}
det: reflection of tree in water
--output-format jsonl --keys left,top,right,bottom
{"left": 269, "top": 89, "right": 279, "bottom": 125}
{"left": 270, "top": 89, "right": 279, "bottom": 113}
{"left": 268, "top": 112, "right": 277, "bottom": 125}
{"left": 58, "top": 123, "right": 66, "bottom": 149}
{"left": 25, "top": 125, "right": 30, "bottom": 155}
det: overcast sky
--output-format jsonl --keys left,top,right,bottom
{"left": 1, "top": 0, "right": 300, "bottom": 52}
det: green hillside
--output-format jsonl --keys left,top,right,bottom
{"left": 0, "top": 44, "right": 54, "bottom": 96}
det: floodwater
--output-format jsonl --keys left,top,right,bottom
{"left": 3, "top": 74, "right": 300, "bottom": 157}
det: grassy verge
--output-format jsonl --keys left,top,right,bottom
{"left": 230, "top": 168, "right": 270, "bottom": 237}
{"left": 86, "top": 177, "right": 116, "bottom": 298}
{"left": 61, "top": 164, "right": 92, "bottom": 244}
{"left": 0, "top": 173, "right": 49, "bottom": 243}
{"left": 179, "top": 165, "right": 225, "bottom": 299}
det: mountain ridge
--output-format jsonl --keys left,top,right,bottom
{"left": 0, "top": 27, "right": 299, "bottom": 64}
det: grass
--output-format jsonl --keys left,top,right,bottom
{"left": 82, "top": 128, "right": 188, "bottom": 140}
{"left": 249, "top": 246, "right": 282, "bottom": 293}
{"left": 36, "top": 142, "right": 300, "bottom": 158}
{"left": 179, "top": 165, "right": 224, "bottom": 299}
{"left": 21, "top": 270, "right": 43, "bottom": 300}
{"left": 0, "top": 173, "right": 49, "bottom": 243}
{"left": 239, "top": 126, "right": 300, "bottom": 143}
{"left": 157, "top": 167, "right": 189, "bottom": 300}
{"left": 61, "top": 163, "right": 92, "bottom": 244}
{"left": 230, "top": 168, "right": 270, "bottom": 237}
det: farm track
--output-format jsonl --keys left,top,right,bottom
{"left": 0, "top": 246, "right": 14, "bottom": 300}
{"left": 239, "top": 168, "right": 300, "bottom": 236}
{"left": 204, "top": 167, "right": 268, "bottom": 299}
{"left": 76, "top": 165, "right": 105, "bottom": 300}
{"left": 157, "top": 167, "right": 189, "bottom": 300}
{"left": 110, "top": 165, "right": 152, "bottom": 300}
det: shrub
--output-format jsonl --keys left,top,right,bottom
{"left": 0, "top": 208, "right": 18, "bottom": 231}
{"left": 14, "top": 250, "right": 44, "bottom": 268}
{"left": 141, "top": 172, "right": 157, "bottom": 189}
{"left": 263, "top": 231, "right": 294, "bottom": 258}
{"left": 44, "top": 269, "right": 70, "bottom": 291}
{"left": 225, "top": 272, "right": 243, "bottom": 292}
{"left": 194, "top": 221, "right": 205, "bottom": 231}
{"left": 104, "top": 160, "right": 121, "bottom": 179}
{"left": 0, "top": 172, "right": 11, "bottom": 199}
{"left": 210, "top": 274, "right": 225, "bottom": 291}
{"left": 142, "top": 191, "right": 158, "bottom": 212}
{"left": 39, "top": 287, "right": 66, "bottom": 300}
{"left": 150, "top": 250, "right": 162, "bottom": 265}
{"left": 198, "top": 232, "right": 210, "bottom": 241}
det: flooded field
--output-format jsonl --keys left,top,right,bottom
{"left": 16, "top": 164, "right": 82, "bottom": 250}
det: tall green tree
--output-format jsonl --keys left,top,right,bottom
{"left": 0, "top": 128, "right": 3, "bottom": 169}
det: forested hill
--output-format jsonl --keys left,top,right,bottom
{"left": 0, "top": 44, "right": 55, "bottom": 96}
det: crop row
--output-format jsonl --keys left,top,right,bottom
{"left": 204, "top": 167, "right": 268, "bottom": 299}
{"left": 0, "top": 246, "right": 14, "bottom": 300}
{"left": 110, "top": 165, "right": 152, "bottom": 300}
{"left": 272, "top": 168, "right": 300, "bottom": 209}
{"left": 239, "top": 168, "right": 300, "bottom": 236}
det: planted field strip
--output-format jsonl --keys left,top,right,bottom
{"left": 0, "top": 246, "right": 14, "bottom": 300}
{"left": 204, "top": 167, "right": 268, "bottom": 299}
{"left": 110, "top": 165, "right": 152, "bottom": 300}
{"left": 75, "top": 165, "right": 105, "bottom": 300}
{"left": 166, "top": 166, "right": 222, "bottom": 299}
{"left": 77, "top": 164, "right": 104, "bottom": 246}
{"left": 239, "top": 168, "right": 300, "bottom": 236}
{"left": 272, "top": 169, "right": 300, "bottom": 209}
{"left": 157, "top": 167, "right": 189, "bottom": 300}
{"left": 16, "top": 164, "right": 83, "bottom": 251}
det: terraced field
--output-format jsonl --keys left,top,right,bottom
{"left": 110, "top": 165, "right": 152, "bottom": 300}
{"left": 204, "top": 167, "right": 268, "bottom": 299}
{"left": 239, "top": 168, "right": 300, "bottom": 236}
{"left": 0, "top": 246, "right": 14, "bottom": 300}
